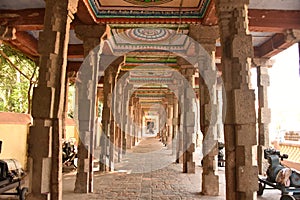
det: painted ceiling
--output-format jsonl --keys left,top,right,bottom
{"left": 87, "top": 0, "right": 210, "bottom": 20}
{"left": 107, "top": 28, "right": 190, "bottom": 55}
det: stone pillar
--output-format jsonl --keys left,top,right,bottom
{"left": 99, "top": 56, "right": 122, "bottom": 172}
{"left": 166, "top": 98, "right": 174, "bottom": 149}
{"left": 135, "top": 99, "right": 142, "bottom": 143}
{"left": 126, "top": 96, "right": 134, "bottom": 149}
{"left": 121, "top": 82, "right": 132, "bottom": 153}
{"left": 27, "top": 1, "right": 78, "bottom": 200}
{"left": 114, "top": 71, "right": 128, "bottom": 162}
{"left": 99, "top": 68, "right": 111, "bottom": 172}
{"left": 132, "top": 98, "right": 138, "bottom": 146}
{"left": 163, "top": 93, "right": 175, "bottom": 150}
{"left": 132, "top": 97, "right": 139, "bottom": 146}
{"left": 189, "top": 25, "right": 219, "bottom": 196}
{"left": 138, "top": 103, "right": 143, "bottom": 140}
{"left": 253, "top": 58, "right": 272, "bottom": 175}
{"left": 74, "top": 25, "right": 106, "bottom": 193}
{"left": 216, "top": 0, "right": 258, "bottom": 199}
{"left": 108, "top": 60, "right": 121, "bottom": 171}
{"left": 159, "top": 101, "right": 168, "bottom": 146}
{"left": 175, "top": 85, "right": 183, "bottom": 163}
{"left": 178, "top": 58, "right": 196, "bottom": 173}
{"left": 132, "top": 98, "right": 138, "bottom": 145}
{"left": 216, "top": 77, "right": 224, "bottom": 142}
{"left": 172, "top": 96, "right": 179, "bottom": 155}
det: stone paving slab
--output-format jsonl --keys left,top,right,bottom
{"left": 0, "top": 137, "right": 282, "bottom": 199}
{"left": 61, "top": 137, "right": 282, "bottom": 200}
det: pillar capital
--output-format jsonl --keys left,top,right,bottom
{"left": 75, "top": 25, "right": 106, "bottom": 56}
{"left": 189, "top": 25, "right": 219, "bottom": 53}
{"left": 75, "top": 25, "right": 106, "bottom": 40}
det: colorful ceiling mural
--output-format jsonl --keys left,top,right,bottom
{"left": 128, "top": 28, "right": 171, "bottom": 42}
{"left": 86, "top": 0, "right": 210, "bottom": 21}
{"left": 107, "top": 28, "right": 190, "bottom": 54}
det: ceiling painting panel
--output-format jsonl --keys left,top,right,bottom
{"left": 86, "top": 0, "right": 210, "bottom": 21}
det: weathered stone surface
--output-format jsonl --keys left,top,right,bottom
{"left": 236, "top": 124, "right": 257, "bottom": 146}
{"left": 233, "top": 89, "right": 256, "bottom": 124}
{"left": 237, "top": 166, "right": 258, "bottom": 192}
{"left": 260, "top": 107, "right": 271, "bottom": 124}
{"left": 202, "top": 173, "right": 219, "bottom": 196}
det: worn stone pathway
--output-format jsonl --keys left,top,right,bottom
{"left": 0, "top": 137, "right": 283, "bottom": 200}
{"left": 61, "top": 136, "right": 281, "bottom": 200}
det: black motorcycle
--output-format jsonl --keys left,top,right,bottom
{"left": 258, "top": 148, "right": 300, "bottom": 200}
{"left": 62, "top": 141, "right": 77, "bottom": 168}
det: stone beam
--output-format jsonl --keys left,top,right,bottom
{"left": 216, "top": 46, "right": 259, "bottom": 60}
{"left": 0, "top": 8, "right": 45, "bottom": 31}
{"left": 254, "top": 30, "right": 300, "bottom": 58}
{"left": 7, "top": 31, "right": 39, "bottom": 58}
{"left": 248, "top": 9, "right": 300, "bottom": 32}
{"left": 5, "top": 33, "right": 86, "bottom": 60}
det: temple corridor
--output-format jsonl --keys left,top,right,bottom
{"left": 1, "top": 0, "right": 300, "bottom": 199}
{"left": 61, "top": 137, "right": 280, "bottom": 200}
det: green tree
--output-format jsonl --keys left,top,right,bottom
{"left": 0, "top": 44, "right": 38, "bottom": 113}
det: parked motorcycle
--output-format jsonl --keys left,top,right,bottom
{"left": 62, "top": 140, "right": 77, "bottom": 168}
{"left": 258, "top": 148, "right": 300, "bottom": 200}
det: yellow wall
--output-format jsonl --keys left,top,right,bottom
{"left": 0, "top": 123, "right": 78, "bottom": 171}
{"left": 65, "top": 125, "right": 78, "bottom": 143}
{"left": 0, "top": 124, "right": 28, "bottom": 169}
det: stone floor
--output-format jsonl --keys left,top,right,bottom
{"left": 62, "top": 137, "right": 282, "bottom": 200}
{"left": 0, "top": 136, "right": 283, "bottom": 199}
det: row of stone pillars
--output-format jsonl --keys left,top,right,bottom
{"left": 2, "top": 0, "right": 281, "bottom": 200}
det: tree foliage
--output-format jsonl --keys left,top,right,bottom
{"left": 0, "top": 44, "right": 38, "bottom": 113}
